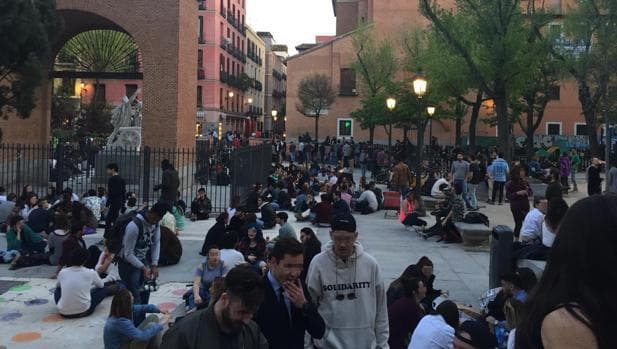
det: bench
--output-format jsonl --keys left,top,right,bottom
{"left": 454, "top": 222, "right": 492, "bottom": 247}
{"left": 517, "top": 259, "right": 546, "bottom": 279}
{"left": 421, "top": 196, "right": 442, "bottom": 210}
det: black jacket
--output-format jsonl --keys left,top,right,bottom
{"left": 26, "top": 208, "right": 54, "bottom": 234}
{"left": 254, "top": 275, "right": 325, "bottom": 349}
{"left": 260, "top": 203, "right": 276, "bottom": 229}
{"left": 107, "top": 174, "right": 126, "bottom": 207}
{"left": 201, "top": 221, "right": 226, "bottom": 255}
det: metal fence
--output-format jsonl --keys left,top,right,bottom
{"left": 0, "top": 142, "right": 272, "bottom": 213}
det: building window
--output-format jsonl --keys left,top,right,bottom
{"left": 339, "top": 68, "right": 357, "bottom": 96}
{"left": 125, "top": 84, "right": 138, "bottom": 97}
{"left": 197, "top": 86, "right": 203, "bottom": 107}
{"left": 575, "top": 123, "right": 588, "bottom": 136}
{"left": 198, "top": 16, "right": 204, "bottom": 42}
{"left": 198, "top": 49, "right": 203, "bottom": 67}
{"left": 547, "top": 85, "right": 560, "bottom": 100}
{"left": 337, "top": 118, "right": 353, "bottom": 138}
{"left": 546, "top": 122, "right": 562, "bottom": 136}
{"left": 93, "top": 83, "right": 106, "bottom": 101}
{"left": 219, "top": 88, "right": 223, "bottom": 109}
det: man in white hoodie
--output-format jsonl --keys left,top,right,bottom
{"left": 307, "top": 213, "right": 389, "bottom": 349}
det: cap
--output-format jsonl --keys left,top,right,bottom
{"left": 330, "top": 213, "right": 357, "bottom": 232}
{"left": 456, "top": 321, "right": 497, "bottom": 349}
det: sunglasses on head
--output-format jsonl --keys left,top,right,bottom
{"left": 335, "top": 292, "right": 356, "bottom": 301}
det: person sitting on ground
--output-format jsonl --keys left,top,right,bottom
{"left": 54, "top": 247, "right": 107, "bottom": 318}
{"left": 188, "top": 245, "right": 226, "bottom": 310}
{"left": 544, "top": 167, "right": 563, "bottom": 202}
{"left": 218, "top": 232, "right": 245, "bottom": 274}
{"left": 369, "top": 181, "right": 384, "bottom": 209}
{"left": 96, "top": 240, "right": 122, "bottom": 294}
{"left": 485, "top": 268, "right": 537, "bottom": 325}
{"left": 104, "top": 288, "right": 171, "bottom": 349}
{"left": 276, "top": 212, "right": 297, "bottom": 240}
{"left": 387, "top": 264, "right": 422, "bottom": 307}
{"left": 159, "top": 225, "right": 183, "bottom": 266}
{"left": 6, "top": 214, "right": 46, "bottom": 255}
{"left": 294, "top": 193, "right": 316, "bottom": 222}
{"left": 417, "top": 256, "right": 444, "bottom": 310}
{"left": 124, "top": 197, "right": 139, "bottom": 214}
{"left": 48, "top": 214, "right": 70, "bottom": 266}
{"left": 331, "top": 191, "right": 351, "bottom": 218}
{"left": 190, "top": 188, "right": 212, "bottom": 221}
{"left": 400, "top": 191, "right": 428, "bottom": 228}
{"left": 422, "top": 171, "right": 438, "bottom": 197}
{"left": 300, "top": 227, "right": 322, "bottom": 281}
{"left": 258, "top": 196, "right": 277, "bottom": 230}
{"left": 431, "top": 174, "right": 452, "bottom": 199}
{"left": 355, "top": 185, "right": 379, "bottom": 214}
{"left": 201, "top": 212, "right": 228, "bottom": 256}
{"left": 515, "top": 198, "right": 569, "bottom": 262}
{"left": 388, "top": 277, "right": 427, "bottom": 349}
{"left": 81, "top": 189, "right": 102, "bottom": 222}
{"left": 58, "top": 223, "right": 87, "bottom": 269}
{"left": 236, "top": 224, "right": 267, "bottom": 274}
{"left": 19, "top": 192, "right": 38, "bottom": 221}
{"left": 311, "top": 194, "right": 333, "bottom": 227}
{"left": 408, "top": 300, "right": 460, "bottom": 348}
{"left": 26, "top": 198, "right": 55, "bottom": 236}
{"left": 245, "top": 183, "right": 262, "bottom": 213}
{"left": 454, "top": 320, "right": 498, "bottom": 349}
{"left": 519, "top": 196, "right": 547, "bottom": 243}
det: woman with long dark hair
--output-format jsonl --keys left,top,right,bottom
{"left": 505, "top": 165, "right": 532, "bottom": 238}
{"left": 236, "top": 224, "right": 267, "bottom": 273}
{"left": 516, "top": 195, "right": 617, "bottom": 348}
{"left": 300, "top": 227, "right": 321, "bottom": 281}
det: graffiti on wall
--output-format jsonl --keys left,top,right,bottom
{"left": 514, "top": 135, "right": 590, "bottom": 149}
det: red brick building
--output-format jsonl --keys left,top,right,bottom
{"left": 285, "top": 0, "right": 590, "bottom": 146}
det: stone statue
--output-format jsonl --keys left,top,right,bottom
{"left": 106, "top": 89, "right": 142, "bottom": 149}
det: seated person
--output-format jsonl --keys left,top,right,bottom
{"left": 54, "top": 247, "right": 107, "bottom": 318}
{"left": 519, "top": 197, "right": 547, "bottom": 243}
{"left": 431, "top": 174, "right": 451, "bottom": 198}
{"left": 159, "top": 226, "right": 183, "bottom": 266}
{"left": 527, "top": 157, "right": 543, "bottom": 180}
{"left": 48, "top": 214, "right": 70, "bottom": 266}
{"left": 416, "top": 256, "right": 444, "bottom": 310}
{"left": 409, "top": 300, "right": 460, "bottom": 348}
{"left": 294, "top": 193, "right": 316, "bottom": 222}
{"left": 275, "top": 212, "right": 297, "bottom": 240}
{"left": 245, "top": 183, "right": 262, "bottom": 213}
{"left": 81, "top": 189, "right": 102, "bottom": 222}
{"left": 368, "top": 181, "right": 384, "bottom": 209}
{"left": 514, "top": 198, "right": 568, "bottom": 262}
{"left": 257, "top": 197, "right": 277, "bottom": 230}
{"left": 399, "top": 192, "right": 427, "bottom": 228}
{"left": 187, "top": 245, "right": 226, "bottom": 310}
{"left": 331, "top": 191, "right": 351, "bottom": 217}
{"left": 124, "top": 197, "right": 139, "bottom": 214}
{"left": 436, "top": 182, "right": 465, "bottom": 243}
{"left": 387, "top": 264, "right": 422, "bottom": 307}
{"left": 104, "top": 289, "right": 170, "bottom": 349}
{"left": 200, "top": 212, "right": 228, "bottom": 255}
{"left": 26, "top": 199, "right": 55, "bottom": 235}
{"left": 96, "top": 240, "right": 122, "bottom": 288}
{"left": 190, "top": 188, "right": 212, "bottom": 221}
{"left": 355, "top": 187, "right": 379, "bottom": 215}
{"left": 312, "top": 194, "right": 333, "bottom": 226}
{"left": 236, "top": 224, "right": 267, "bottom": 273}
{"left": 388, "top": 277, "right": 426, "bottom": 349}
{"left": 218, "top": 232, "right": 245, "bottom": 274}
{"left": 484, "top": 268, "right": 537, "bottom": 323}
{"left": 6, "top": 215, "right": 46, "bottom": 255}
{"left": 422, "top": 171, "right": 438, "bottom": 197}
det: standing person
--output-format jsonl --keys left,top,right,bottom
{"left": 392, "top": 158, "right": 412, "bottom": 195}
{"left": 451, "top": 152, "right": 471, "bottom": 208}
{"left": 161, "top": 265, "right": 269, "bottom": 349}
{"left": 545, "top": 168, "right": 563, "bottom": 202}
{"left": 359, "top": 147, "right": 369, "bottom": 179}
{"left": 559, "top": 152, "right": 571, "bottom": 193}
{"left": 489, "top": 153, "right": 509, "bottom": 205}
{"left": 306, "top": 213, "right": 389, "bottom": 349}
{"left": 587, "top": 157, "right": 604, "bottom": 196}
{"left": 467, "top": 156, "right": 482, "bottom": 211}
{"left": 254, "top": 238, "right": 325, "bottom": 349}
{"left": 388, "top": 277, "right": 427, "bottom": 349}
{"left": 300, "top": 227, "right": 322, "bottom": 281}
{"left": 516, "top": 195, "right": 617, "bottom": 348}
{"left": 105, "top": 163, "right": 126, "bottom": 235}
{"left": 606, "top": 163, "right": 617, "bottom": 194}
{"left": 569, "top": 149, "right": 581, "bottom": 192}
{"left": 156, "top": 159, "right": 180, "bottom": 208}
{"left": 505, "top": 165, "right": 533, "bottom": 238}
{"left": 119, "top": 203, "right": 167, "bottom": 304}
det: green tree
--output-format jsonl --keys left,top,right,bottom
{"left": 75, "top": 101, "right": 113, "bottom": 138}
{"left": 420, "top": 0, "right": 538, "bottom": 160}
{"left": 295, "top": 74, "right": 336, "bottom": 143}
{"left": 0, "top": 0, "right": 60, "bottom": 140}
{"left": 351, "top": 26, "right": 398, "bottom": 143}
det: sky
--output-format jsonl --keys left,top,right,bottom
{"left": 247, "top": 0, "right": 336, "bottom": 55}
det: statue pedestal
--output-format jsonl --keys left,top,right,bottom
{"left": 107, "top": 127, "right": 142, "bottom": 150}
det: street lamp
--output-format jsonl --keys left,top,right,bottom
{"left": 228, "top": 91, "right": 234, "bottom": 98}
{"left": 247, "top": 97, "right": 253, "bottom": 104}
{"left": 427, "top": 106, "right": 436, "bottom": 163}
{"left": 386, "top": 97, "right": 396, "bottom": 111}
{"left": 271, "top": 110, "right": 278, "bottom": 137}
{"left": 412, "top": 73, "right": 429, "bottom": 195}
{"left": 412, "top": 73, "right": 427, "bottom": 98}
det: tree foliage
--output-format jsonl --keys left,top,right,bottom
{"left": 59, "top": 30, "right": 139, "bottom": 72}
{"left": 295, "top": 74, "right": 336, "bottom": 142}
{"left": 0, "top": 0, "right": 60, "bottom": 130}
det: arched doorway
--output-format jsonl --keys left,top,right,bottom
{"left": 0, "top": 0, "right": 197, "bottom": 149}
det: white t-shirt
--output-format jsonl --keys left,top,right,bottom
{"left": 56, "top": 266, "right": 104, "bottom": 315}
{"left": 431, "top": 179, "right": 449, "bottom": 198}
{"left": 542, "top": 222, "right": 556, "bottom": 248}
{"left": 408, "top": 314, "right": 454, "bottom": 349}
{"left": 220, "top": 249, "right": 245, "bottom": 275}
{"left": 520, "top": 208, "right": 544, "bottom": 242}
{"left": 95, "top": 253, "right": 121, "bottom": 283}
{"left": 358, "top": 190, "right": 378, "bottom": 211}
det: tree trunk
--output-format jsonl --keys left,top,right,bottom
{"left": 314, "top": 116, "right": 319, "bottom": 145}
{"left": 414, "top": 122, "right": 426, "bottom": 196}
{"left": 494, "top": 90, "right": 511, "bottom": 162}
{"left": 369, "top": 126, "right": 375, "bottom": 144}
{"left": 385, "top": 124, "right": 393, "bottom": 152}
{"left": 455, "top": 117, "right": 462, "bottom": 146}
{"left": 468, "top": 92, "right": 482, "bottom": 148}
{"left": 578, "top": 82, "right": 600, "bottom": 156}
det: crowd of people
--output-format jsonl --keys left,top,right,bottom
{"left": 2, "top": 135, "right": 617, "bottom": 349}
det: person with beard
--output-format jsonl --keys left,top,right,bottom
{"left": 161, "top": 265, "right": 268, "bottom": 349}
{"left": 254, "top": 238, "right": 325, "bottom": 349}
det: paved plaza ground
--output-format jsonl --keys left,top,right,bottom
{"left": 0, "top": 176, "right": 589, "bottom": 348}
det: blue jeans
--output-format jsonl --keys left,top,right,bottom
{"left": 54, "top": 286, "right": 107, "bottom": 318}
{"left": 118, "top": 260, "right": 149, "bottom": 305}
{"left": 467, "top": 183, "right": 479, "bottom": 209}
{"left": 454, "top": 179, "right": 472, "bottom": 207}
{"left": 361, "top": 163, "right": 367, "bottom": 179}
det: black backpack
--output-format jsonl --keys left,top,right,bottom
{"left": 105, "top": 211, "right": 144, "bottom": 255}
{"left": 463, "top": 212, "right": 490, "bottom": 227}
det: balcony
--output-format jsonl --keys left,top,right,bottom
{"left": 272, "top": 69, "right": 283, "bottom": 81}
{"left": 220, "top": 6, "right": 226, "bottom": 18}
{"left": 198, "top": 68, "right": 205, "bottom": 80}
{"left": 220, "top": 70, "right": 228, "bottom": 83}
{"left": 198, "top": 0, "right": 206, "bottom": 10}
{"left": 220, "top": 37, "right": 228, "bottom": 49}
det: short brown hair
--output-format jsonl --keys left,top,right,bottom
{"left": 109, "top": 289, "right": 133, "bottom": 319}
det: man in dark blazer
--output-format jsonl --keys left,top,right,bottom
{"left": 254, "top": 237, "right": 325, "bottom": 349}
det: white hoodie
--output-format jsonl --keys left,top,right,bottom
{"left": 307, "top": 241, "right": 389, "bottom": 349}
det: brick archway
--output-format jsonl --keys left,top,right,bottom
{"left": 1, "top": 0, "right": 197, "bottom": 149}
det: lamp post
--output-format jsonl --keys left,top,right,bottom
{"left": 386, "top": 97, "right": 396, "bottom": 152}
{"left": 412, "top": 73, "right": 428, "bottom": 196}
{"left": 427, "top": 106, "right": 436, "bottom": 164}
